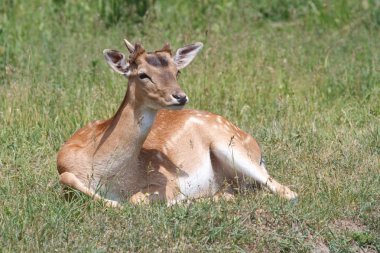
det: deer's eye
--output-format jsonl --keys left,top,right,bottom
{"left": 176, "top": 70, "right": 181, "bottom": 79}
{"left": 139, "top": 73, "right": 150, "bottom": 80}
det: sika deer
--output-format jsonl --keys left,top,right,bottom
{"left": 57, "top": 40, "right": 297, "bottom": 207}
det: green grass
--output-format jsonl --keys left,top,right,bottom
{"left": 1, "top": 0, "right": 379, "bottom": 252}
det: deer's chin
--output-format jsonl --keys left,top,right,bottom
{"left": 166, "top": 104, "right": 186, "bottom": 110}
{"left": 146, "top": 102, "right": 185, "bottom": 111}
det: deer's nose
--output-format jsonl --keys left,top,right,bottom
{"left": 172, "top": 92, "right": 188, "bottom": 105}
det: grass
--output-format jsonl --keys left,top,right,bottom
{"left": 1, "top": 0, "right": 379, "bottom": 252}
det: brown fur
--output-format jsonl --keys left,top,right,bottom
{"left": 57, "top": 41, "right": 297, "bottom": 207}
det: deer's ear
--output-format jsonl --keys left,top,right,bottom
{"left": 173, "top": 42, "right": 203, "bottom": 70}
{"left": 103, "top": 49, "right": 130, "bottom": 76}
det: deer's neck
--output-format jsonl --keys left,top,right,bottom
{"left": 96, "top": 82, "right": 157, "bottom": 171}
{"left": 113, "top": 83, "right": 157, "bottom": 141}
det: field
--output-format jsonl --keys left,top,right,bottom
{"left": 0, "top": 0, "right": 379, "bottom": 252}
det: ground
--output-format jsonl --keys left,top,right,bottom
{"left": 0, "top": 1, "right": 379, "bottom": 252}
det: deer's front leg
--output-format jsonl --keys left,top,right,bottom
{"left": 59, "top": 172, "right": 122, "bottom": 208}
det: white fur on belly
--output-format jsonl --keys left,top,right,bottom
{"left": 177, "top": 160, "right": 218, "bottom": 198}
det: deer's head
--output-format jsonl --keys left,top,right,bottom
{"left": 103, "top": 40, "right": 203, "bottom": 110}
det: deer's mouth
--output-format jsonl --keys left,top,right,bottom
{"left": 164, "top": 94, "right": 188, "bottom": 109}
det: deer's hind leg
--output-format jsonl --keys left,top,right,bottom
{"left": 210, "top": 133, "right": 298, "bottom": 201}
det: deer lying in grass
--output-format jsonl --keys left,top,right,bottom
{"left": 57, "top": 40, "right": 297, "bottom": 207}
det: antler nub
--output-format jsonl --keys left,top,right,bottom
{"left": 156, "top": 43, "right": 172, "bottom": 55}
{"left": 128, "top": 43, "right": 146, "bottom": 63}
{"left": 124, "top": 39, "right": 135, "bottom": 53}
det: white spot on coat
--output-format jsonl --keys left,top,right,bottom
{"left": 188, "top": 117, "right": 204, "bottom": 125}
